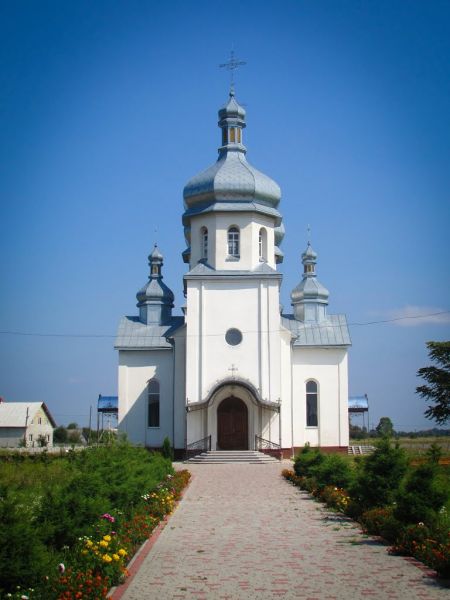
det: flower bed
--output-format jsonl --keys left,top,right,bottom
{"left": 282, "top": 441, "right": 450, "bottom": 580}
{"left": 48, "top": 470, "right": 191, "bottom": 599}
{"left": 0, "top": 444, "right": 191, "bottom": 599}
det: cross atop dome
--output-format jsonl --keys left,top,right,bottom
{"left": 219, "top": 49, "right": 246, "bottom": 95}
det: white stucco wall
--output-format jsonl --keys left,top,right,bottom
{"left": 291, "top": 347, "right": 349, "bottom": 448}
{"left": 118, "top": 349, "right": 175, "bottom": 447}
{"left": 27, "top": 406, "right": 54, "bottom": 447}
{"left": 185, "top": 277, "right": 282, "bottom": 409}
{"left": 189, "top": 213, "right": 276, "bottom": 270}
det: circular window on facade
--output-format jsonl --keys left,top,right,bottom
{"left": 225, "top": 328, "right": 242, "bottom": 346}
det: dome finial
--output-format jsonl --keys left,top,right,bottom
{"left": 291, "top": 240, "right": 329, "bottom": 323}
{"left": 219, "top": 48, "right": 246, "bottom": 95}
{"left": 137, "top": 245, "right": 174, "bottom": 325}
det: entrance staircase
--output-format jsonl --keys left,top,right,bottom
{"left": 185, "top": 450, "right": 279, "bottom": 464}
{"left": 348, "top": 445, "right": 375, "bottom": 455}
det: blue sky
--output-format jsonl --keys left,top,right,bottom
{"left": 1, "top": 0, "right": 449, "bottom": 431}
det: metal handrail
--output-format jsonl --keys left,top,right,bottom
{"left": 185, "top": 435, "right": 211, "bottom": 460}
{"left": 255, "top": 435, "right": 281, "bottom": 451}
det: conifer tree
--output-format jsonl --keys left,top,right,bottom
{"left": 416, "top": 341, "right": 450, "bottom": 424}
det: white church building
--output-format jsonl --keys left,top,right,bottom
{"left": 116, "top": 89, "right": 351, "bottom": 457}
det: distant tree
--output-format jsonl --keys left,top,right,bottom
{"left": 67, "top": 430, "right": 82, "bottom": 444}
{"left": 82, "top": 427, "right": 92, "bottom": 444}
{"left": 375, "top": 417, "right": 394, "bottom": 437}
{"left": 67, "top": 422, "right": 78, "bottom": 430}
{"left": 349, "top": 423, "right": 367, "bottom": 440}
{"left": 416, "top": 341, "right": 450, "bottom": 425}
{"left": 53, "top": 426, "right": 68, "bottom": 444}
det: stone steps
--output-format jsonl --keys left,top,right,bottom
{"left": 185, "top": 450, "right": 280, "bottom": 464}
{"left": 348, "top": 445, "right": 376, "bottom": 455}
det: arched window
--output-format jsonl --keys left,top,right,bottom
{"left": 227, "top": 226, "right": 240, "bottom": 258}
{"left": 201, "top": 227, "right": 208, "bottom": 260}
{"left": 148, "top": 379, "right": 160, "bottom": 428}
{"left": 306, "top": 380, "right": 318, "bottom": 427}
{"left": 259, "top": 227, "right": 267, "bottom": 261}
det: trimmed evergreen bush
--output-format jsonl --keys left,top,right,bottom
{"left": 394, "top": 462, "right": 449, "bottom": 526}
{"left": 309, "top": 453, "right": 353, "bottom": 490}
{"left": 293, "top": 444, "right": 324, "bottom": 478}
{"left": 349, "top": 437, "right": 408, "bottom": 514}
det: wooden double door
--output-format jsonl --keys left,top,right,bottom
{"left": 217, "top": 396, "right": 248, "bottom": 450}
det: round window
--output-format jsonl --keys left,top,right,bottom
{"left": 225, "top": 328, "right": 242, "bottom": 346}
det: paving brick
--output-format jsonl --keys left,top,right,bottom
{"left": 114, "top": 463, "right": 448, "bottom": 599}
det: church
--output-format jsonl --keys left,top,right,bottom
{"left": 115, "top": 88, "right": 351, "bottom": 457}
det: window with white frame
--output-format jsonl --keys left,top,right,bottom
{"left": 148, "top": 379, "right": 160, "bottom": 428}
{"left": 201, "top": 227, "right": 208, "bottom": 260}
{"left": 259, "top": 227, "right": 267, "bottom": 261}
{"left": 306, "top": 380, "right": 318, "bottom": 427}
{"left": 227, "top": 227, "right": 240, "bottom": 258}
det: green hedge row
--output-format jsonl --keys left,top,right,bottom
{"left": 0, "top": 442, "right": 173, "bottom": 596}
{"left": 284, "top": 440, "right": 450, "bottom": 578}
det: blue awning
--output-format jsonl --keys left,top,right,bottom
{"left": 348, "top": 395, "right": 369, "bottom": 412}
{"left": 98, "top": 395, "right": 118, "bottom": 413}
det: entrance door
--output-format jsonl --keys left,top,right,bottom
{"left": 217, "top": 397, "right": 248, "bottom": 450}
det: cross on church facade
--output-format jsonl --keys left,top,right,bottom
{"left": 219, "top": 50, "right": 246, "bottom": 90}
{"left": 228, "top": 364, "right": 238, "bottom": 378}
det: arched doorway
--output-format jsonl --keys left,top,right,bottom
{"left": 217, "top": 396, "right": 248, "bottom": 450}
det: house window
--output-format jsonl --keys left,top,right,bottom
{"left": 38, "top": 417, "right": 42, "bottom": 424}
{"left": 227, "top": 227, "right": 240, "bottom": 258}
{"left": 201, "top": 227, "right": 208, "bottom": 260}
{"left": 306, "top": 380, "right": 318, "bottom": 427}
{"left": 28, "top": 434, "right": 33, "bottom": 442}
{"left": 46, "top": 434, "right": 50, "bottom": 442}
{"left": 148, "top": 379, "right": 160, "bottom": 428}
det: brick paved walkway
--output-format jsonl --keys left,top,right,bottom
{"left": 116, "top": 463, "right": 448, "bottom": 599}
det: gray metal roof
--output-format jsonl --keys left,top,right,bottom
{"left": 184, "top": 261, "right": 282, "bottom": 281}
{"left": 182, "top": 200, "right": 282, "bottom": 227}
{"left": 184, "top": 151, "right": 281, "bottom": 209}
{"left": 282, "top": 313, "right": 351, "bottom": 347}
{"left": 115, "top": 316, "right": 185, "bottom": 350}
{"left": 0, "top": 402, "right": 56, "bottom": 428}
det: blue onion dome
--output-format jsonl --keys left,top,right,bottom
{"left": 291, "top": 242, "right": 330, "bottom": 313}
{"left": 183, "top": 90, "right": 281, "bottom": 211}
{"left": 136, "top": 244, "right": 175, "bottom": 309}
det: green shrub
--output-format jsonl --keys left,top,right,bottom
{"left": 394, "top": 462, "right": 449, "bottom": 526}
{"left": 0, "top": 442, "right": 173, "bottom": 595}
{"left": 350, "top": 437, "right": 408, "bottom": 513}
{"left": 359, "top": 507, "right": 403, "bottom": 542}
{"left": 309, "top": 453, "right": 353, "bottom": 490}
{"left": 293, "top": 444, "right": 324, "bottom": 478}
{"left": 0, "top": 488, "right": 54, "bottom": 593}
{"left": 162, "top": 436, "right": 174, "bottom": 460}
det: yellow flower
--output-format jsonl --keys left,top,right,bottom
{"left": 85, "top": 540, "right": 93, "bottom": 548}
{"left": 102, "top": 554, "right": 112, "bottom": 563}
{"left": 112, "top": 554, "right": 120, "bottom": 561}
{"left": 103, "top": 535, "right": 112, "bottom": 542}
{"left": 99, "top": 540, "right": 108, "bottom": 548}
{"left": 81, "top": 550, "right": 88, "bottom": 555}
{"left": 118, "top": 549, "right": 127, "bottom": 557}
